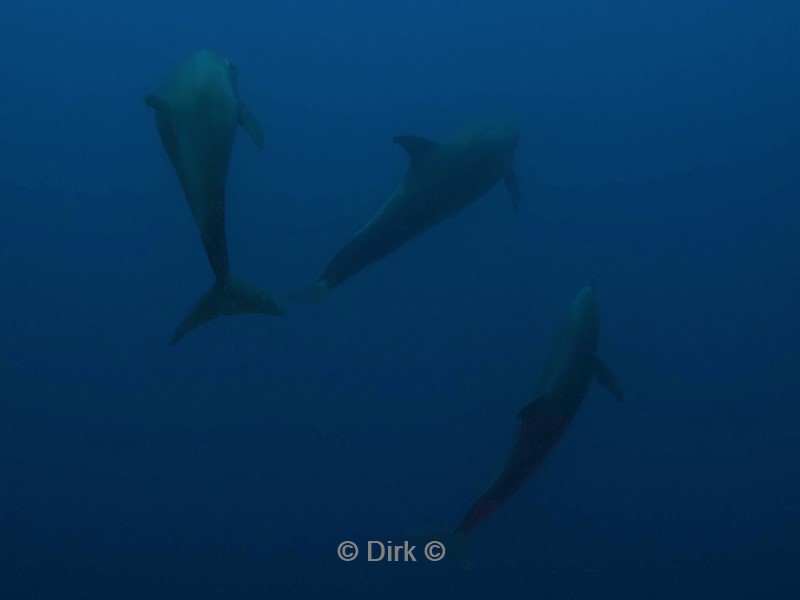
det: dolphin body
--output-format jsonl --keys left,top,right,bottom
{"left": 146, "top": 51, "right": 283, "bottom": 345}
{"left": 454, "top": 282, "right": 624, "bottom": 537}
{"left": 301, "top": 120, "right": 520, "bottom": 302}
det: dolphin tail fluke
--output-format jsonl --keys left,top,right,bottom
{"left": 280, "top": 280, "right": 330, "bottom": 307}
{"left": 169, "top": 277, "right": 284, "bottom": 346}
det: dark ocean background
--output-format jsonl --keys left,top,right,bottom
{"left": 1, "top": 1, "right": 799, "bottom": 598}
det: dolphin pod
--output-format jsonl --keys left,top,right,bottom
{"left": 146, "top": 51, "right": 283, "bottom": 346}
{"left": 146, "top": 52, "right": 625, "bottom": 563}
{"left": 296, "top": 119, "right": 520, "bottom": 302}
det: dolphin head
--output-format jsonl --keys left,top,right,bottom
{"left": 223, "top": 58, "right": 240, "bottom": 86}
{"left": 182, "top": 50, "right": 241, "bottom": 91}
{"left": 576, "top": 282, "right": 596, "bottom": 302}
{"left": 570, "top": 279, "right": 600, "bottom": 335}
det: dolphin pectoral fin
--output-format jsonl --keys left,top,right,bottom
{"left": 394, "top": 135, "right": 438, "bottom": 168}
{"left": 168, "top": 277, "right": 284, "bottom": 346}
{"left": 595, "top": 357, "right": 624, "bottom": 402}
{"left": 238, "top": 101, "right": 265, "bottom": 150}
{"left": 505, "top": 168, "right": 521, "bottom": 210}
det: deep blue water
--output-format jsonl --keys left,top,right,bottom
{"left": 1, "top": 1, "right": 799, "bottom": 598}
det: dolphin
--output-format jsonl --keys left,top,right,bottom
{"left": 145, "top": 51, "right": 283, "bottom": 345}
{"left": 454, "top": 281, "right": 624, "bottom": 540}
{"left": 295, "top": 120, "right": 520, "bottom": 303}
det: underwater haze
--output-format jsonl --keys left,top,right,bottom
{"left": 1, "top": 1, "right": 799, "bottom": 598}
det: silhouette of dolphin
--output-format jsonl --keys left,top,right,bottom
{"left": 293, "top": 120, "right": 520, "bottom": 304}
{"left": 146, "top": 51, "right": 283, "bottom": 345}
{"left": 455, "top": 281, "right": 623, "bottom": 537}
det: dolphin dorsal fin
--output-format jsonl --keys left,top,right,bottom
{"left": 394, "top": 135, "right": 438, "bottom": 168}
